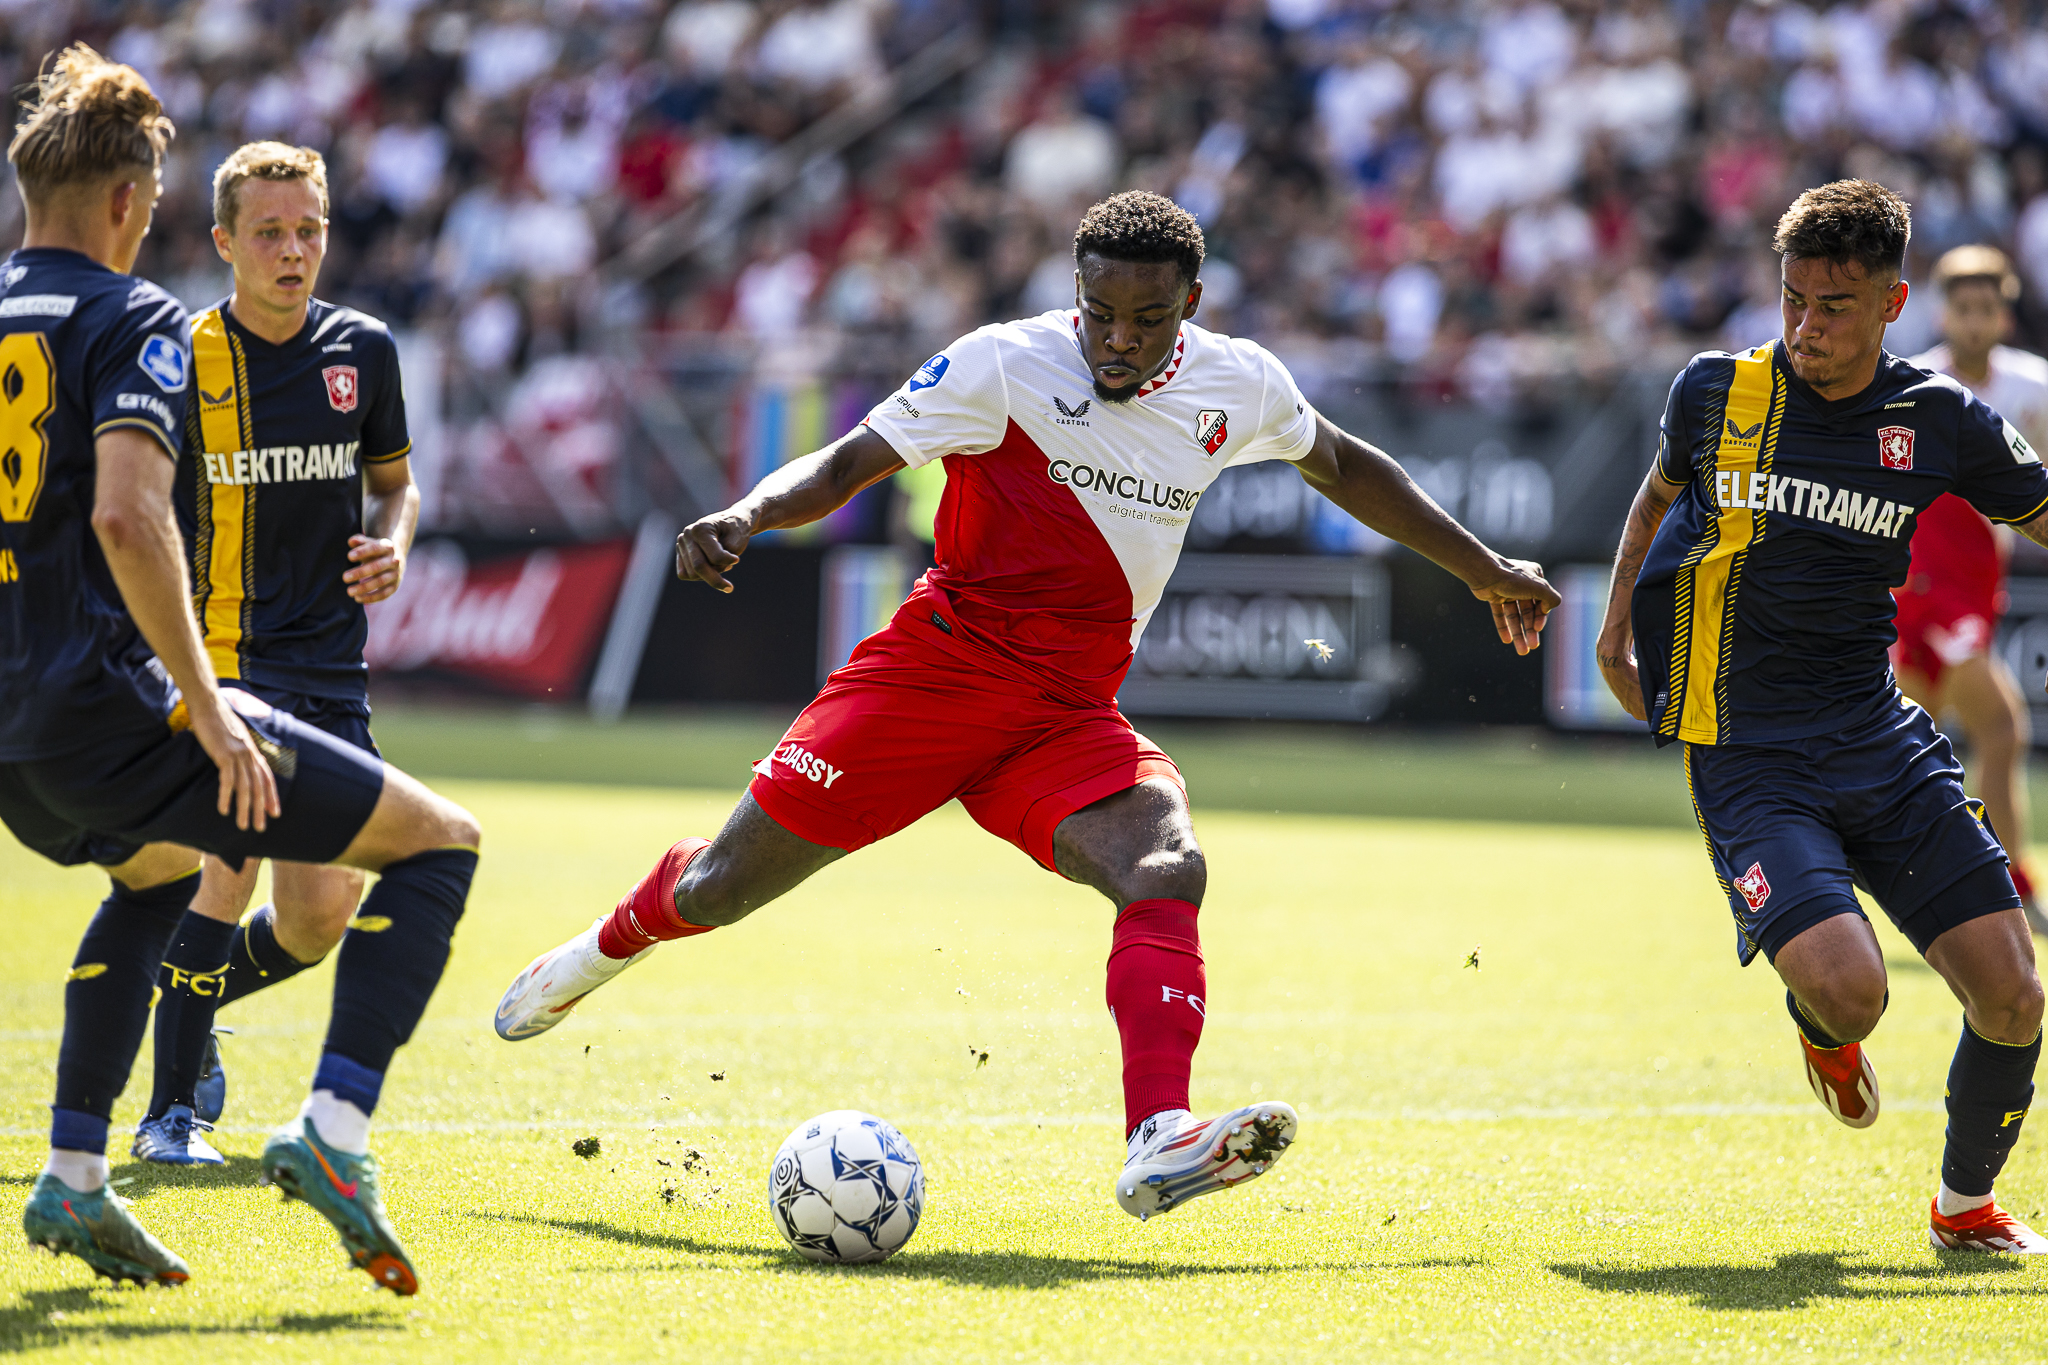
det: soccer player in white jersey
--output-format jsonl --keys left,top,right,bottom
{"left": 1901, "top": 246, "right": 2048, "bottom": 932}
{"left": 494, "top": 192, "right": 1559, "bottom": 1219}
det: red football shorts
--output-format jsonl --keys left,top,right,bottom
{"left": 1892, "top": 590, "right": 1998, "bottom": 686}
{"left": 748, "top": 605, "right": 1182, "bottom": 873}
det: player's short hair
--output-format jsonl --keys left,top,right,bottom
{"left": 1932, "top": 244, "right": 2020, "bottom": 302}
{"left": 213, "top": 141, "right": 329, "bottom": 233}
{"left": 1771, "top": 180, "right": 1911, "bottom": 280}
{"left": 1073, "top": 191, "right": 1205, "bottom": 287}
{"left": 8, "top": 45, "right": 172, "bottom": 202}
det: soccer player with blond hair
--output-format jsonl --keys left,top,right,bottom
{"left": 129, "top": 139, "right": 419, "bottom": 1166}
{"left": 0, "top": 49, "right": 476, "bottom": 1293}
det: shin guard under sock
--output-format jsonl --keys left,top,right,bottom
{"left": 318, "top": 848, "right": 476, "bottom": 1107}
{"left": 52, "top": 872, "right": 198, "bottom": 1152}
{"left": 1941, "top": 1019, "right": 2041, "bottom": 1197}
{"left": 217, "top": 903, "right": 320, "bottom": 1006}
{"left": 147, "top": 912, "right": 236, "bottom": 1116}
{"left": 1105, "top": 898, "right": 1206, "bottom": 1136}
{"left": 597, "top": 838, "right": 715, "bottom": 959}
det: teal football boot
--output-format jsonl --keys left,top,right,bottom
{"left": 22, "top": 1173, "right": 190, "bottom": 1284}
{"left": 261, "top": 1118, "right": 417, "bottom": 1294}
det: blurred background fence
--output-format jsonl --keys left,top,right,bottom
{"left": 21, "top": 0, "right": 2048, "bottom": 730}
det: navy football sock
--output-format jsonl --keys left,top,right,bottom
{"left": 51, "top": 872, "right": 197, "bottom": 1152}
{"left": 318, "top": 848, "right": 475, "bottom": 1111}
{"left": 218, "top": 903, "right": 320, "bottom": 1006}
{"left": 1941, "top": 1019, "right": 2040, "bottom": 1198}
{"left": 146, "top": 911, "right": 236, "bottom": 1117}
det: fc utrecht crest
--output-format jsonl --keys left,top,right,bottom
{"left": 1877, "top": 424, "right": 1914, "bottom": 470}
{"left": 323, "top": 364, "right": 359, "bottom": 413}
{"left": 1196, "top": 409, "right": 1228, "bottom": 455}
{"left": 1733, "top": 861, "right": 1771, "bottom": 912}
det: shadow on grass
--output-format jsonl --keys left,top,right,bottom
{"left": 1552, "top": 1251, "right": 2035, "bottom": 1311}
{"left": 0, "top": 1286, "right": 400, "bottom": 1347}
{"left": 107, "top": 1154, "right": 269, "bottom": 1191}
{"left": 475, "top": 1212, "right": 1475, "bottom": 1287}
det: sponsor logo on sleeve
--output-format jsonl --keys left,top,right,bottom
{"left": 1196, "top": 409, "right": 1229, "bottom": 455}
{"left": 115, "top": 392, "right": 175, "bottom": 427}
{"left": 1733, "top": 862, "right": 1771, "bottom": 911}
{"left": 2005, "top": 417, "right": 2040, "bottom": 466}
{"left": 137, "top": 334, "right": 188, "bottom": 392}
{"left": 1877, "top": 425, "right": 1914, "bottom": 470}
{"left": 323, "top": 364, "right": 359, "bottom": 412}
{"left": 906, "top": 353, "right": 950, "bottom": 392}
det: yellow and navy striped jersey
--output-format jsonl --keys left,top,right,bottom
{"left": 1634, "top": 340, "right": 2048, "bottom": 747}
{"left": 173, "top": 298, "right": 409, "bottom": 702}
{"left": 0, "top": 248, "right": 189, "bottom": 761}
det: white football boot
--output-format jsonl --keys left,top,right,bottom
{"left": 494, "top": 917, "right": 655, "bottom": 1040}
{"left": 1115, "top": 1101, "right": 1298, "bottom": 1221}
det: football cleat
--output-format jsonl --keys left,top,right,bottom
{"left": 22, "top": 1173, "right": 190, "bottom": 1285}
{"left": 131, "top": 1104, "right": 226, "bottom": 1166}
{"left": 261, "top": 1118, "right": 417, "bottom": 1294}
{"left": 194, "top": 1028, "right": 229, "bottom": 1125}
{"left": 1930, "top": 1199, "right": 2048, "bottom": 1253}
{"left": 1115, "top": 1102, "right": 1298, "bottom": 1221}
{"left": 493, "top": 916, "right": 654, "bottom": 1041}
{"left": 1798, "top": 1032, "right": 1879, "bottom": 1129}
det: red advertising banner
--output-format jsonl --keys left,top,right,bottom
{"left": 365, "top": 539, "right": 632, "bottom": 699}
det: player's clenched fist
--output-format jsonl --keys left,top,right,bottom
{"left": 676, "top": 510, "right": 754, "bottom": 593}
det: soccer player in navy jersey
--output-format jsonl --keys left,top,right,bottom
{"left": 495, "top": 191, "right": 1561, "bottom": 1221}
{"left": 129, "top": 141, "right": 419, "bottom": 1166}
{"left": 1599, "top": 181, "right": 2048, "bottom": 1252}
{"left": 0, "top": 49, "right": 475, "bottom": 1293}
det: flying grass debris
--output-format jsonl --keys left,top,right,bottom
{"left": 969, "top": 1046, "right": 990, "bottom": 1069}
{"left": 573, "top": 1136, "right": 602, "bottom": 1159}
{"left": 709, "top": 1070, "right": 726, "bottom": 1081}
{"left": 1465, "top": 945, "right": 1482, "bottom": 971}
{"left": 1305, "top": 638, "right": 1334, "bottom": 662}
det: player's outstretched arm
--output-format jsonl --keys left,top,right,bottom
{"left": 676, "top": 425, "right": 906, "bottom": 592}
{"left": 92, "top": 428, "right": 280, "bottom": 830}
{"left": 345, "top": 455, "right": 419, "bottom": 604}
{"left": 1594, "top": 465, "right": 1683, "bottom": 721}
{"left": 1295, "top": 412, "right": 1560, "bottom": 654}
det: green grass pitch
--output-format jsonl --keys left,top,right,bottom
{"left": 3, "top": 728, "right": 2047, "bottom": 1360}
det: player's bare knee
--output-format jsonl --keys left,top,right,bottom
{"left": 1809, "top": 983, "right": 1887, "bottom": 1043}
{"left": 673, "top": 855, "right": 754, "bottom": 927}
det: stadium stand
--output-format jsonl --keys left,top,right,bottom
{"left": 6, "top": 0, "right": 2046, "bottom": 529}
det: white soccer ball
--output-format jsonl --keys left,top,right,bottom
{"left": 767, "top": 1110, "right": 924, "bottom": 1264}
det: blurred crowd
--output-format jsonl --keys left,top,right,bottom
{"left": 0, "top": 0, "right": 2044, "bottom": 468}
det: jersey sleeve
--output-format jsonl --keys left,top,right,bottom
{"left": 361, "top": 331, "right": 412, "bottom": 463}
{"left": 1223, "top": 345, "right": 1317, "bottom": 467}
{"left": 860, "top": 329, "right": 1010, "bottom": 469}
{"left": 90, "top": 284, "right": 190, "bottom": 460}
{"left": 1951, "top": 389, "right": 2048, "bottom": 524}
{"left": 1654, "top": 364, "right": 1695, "bottom": 485}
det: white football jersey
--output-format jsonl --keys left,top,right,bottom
{"left": 863, "top": 310, "right": 1317, "bottom": 700}
{"left": 1912, "top": 343, "right": 2048, "bottom": 454}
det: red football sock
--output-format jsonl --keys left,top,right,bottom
{"left": 596, "top": 838, "right": 715, "bottom": 960}
{"left": 1105, "top": 897, "right": 1206, "bottom": 1135}
{"left": 2012, "top": 862, "right": 2035, "bottom": 903}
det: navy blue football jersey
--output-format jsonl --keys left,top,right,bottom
{"left": 0, "top": 248, "right": 189, "bottom": 761}
{"left": 175, "top": 299, "right": 409, "bottom": 702}
{"left": 1634, "top": 339, "right": 2048, "bottom": 747}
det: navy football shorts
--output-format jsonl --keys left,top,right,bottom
{"left": 0, "top": 697, "right": 385, "bottom": 870}
{"left": 220, "top": 679, "right": 379, "bottom": 757}
{"left": 1686, "top": 697, "right": 2019, "bottom": 966}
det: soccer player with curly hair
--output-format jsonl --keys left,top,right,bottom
{"left": 1600, "top": 180, "right": 2048, "bottom": 1253}
{"left": 495, "top": 190, "right": 1559, "bottom": 1219}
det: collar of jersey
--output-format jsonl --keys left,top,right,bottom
{"left": 1068, "top": 312, "right": 1187, "bottom": 400}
